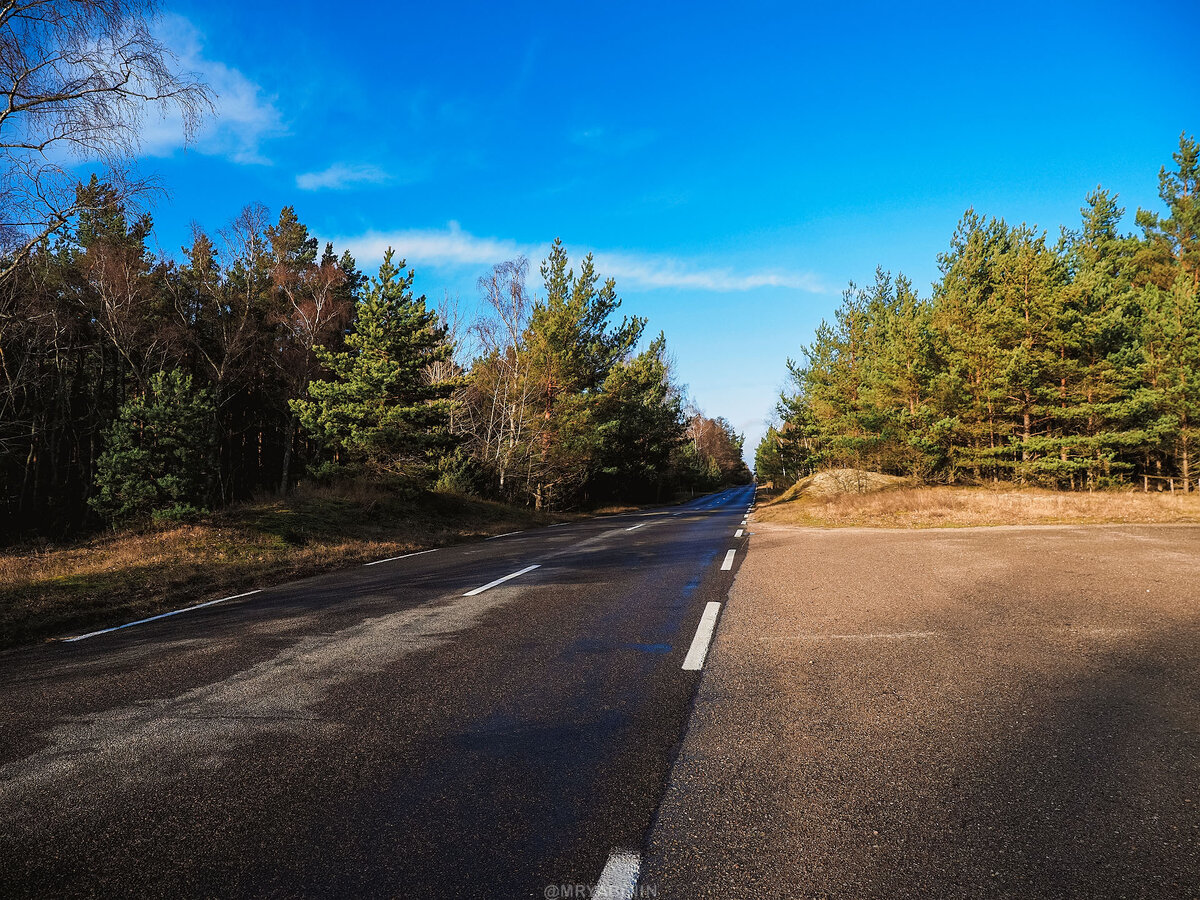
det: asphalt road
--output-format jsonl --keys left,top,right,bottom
{"left": 641, "top": 522, "right": 1200, "bottom": 899}
{"left": 0, "top": 485, "right": 754, "bottom": 899}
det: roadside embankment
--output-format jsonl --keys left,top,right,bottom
{"left": 0, "top": 483, "right": 555, "bottom": 650}
{"left": 758, "top": 481, "right": 1200, "bottom": 528}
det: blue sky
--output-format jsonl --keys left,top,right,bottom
{"left": 133, "top": 0, "right": 1199, "bottom": 460}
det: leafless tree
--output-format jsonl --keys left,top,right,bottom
{"left": 272, "top": 252, "right": 349, "bottom": 494}
{"left": 421, "top": 290, "right": 468, "bottom": 437}
{"left": 455, "top": 257, "right": 537, "bottom": 494}
{"left": 0, "top": 0, "right": 213, "bottom": 282}
{"left": 81, "top": 231, "right": 169, "bottom": 388}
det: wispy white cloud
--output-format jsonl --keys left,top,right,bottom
{"left": 596, "top": 251, "right": 826, "bottom": 293}
{"left": 139, "top": 14, "right": 285, "bottom": 165}
{"left": 337, "top": 223, "right": 827, "bottom": 294}
{"left": 296, "top": 162, "right": 392, "bottom": 191}
{"left": 341, "top": 222, "right": 529, "bottom": 269}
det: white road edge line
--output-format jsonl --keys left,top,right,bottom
{"left": 721, "top": 549, "right": 737, "bottom": 570}
{"left": 364, "top": 548, "right": 439, "bottom": 567}
{"left": 735, "top": 528, "right": 743, "bottom": 537}
{"left": 63, "top": 590, "right": 263, "bottom": 643}
{"left": 486, "top": 530, "right": 523, "bottom": 540}
{"left": 682, "top": 602, "right": 722, "bottom": 671}
{"left": 463, "top": 564, "right": 540, "bottom": 597}
{"left": 549, "top": 522, "right": 569, "bottom": 527}
{"left": 625, "top": 522, "right": 646, "bottom": 531}
{"left": 593, "top": 849, "right": 641, "bottom": 900}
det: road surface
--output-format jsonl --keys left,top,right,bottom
{"left": 0, "top": 485, "right": 754, "bottom": 898}
{"left": 642, "top": 521, "right": 1200, "bottom": 898}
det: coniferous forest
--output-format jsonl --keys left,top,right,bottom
{"left": 755, "top": 134, "right": 1200, "bottom": 493}
{"left": 0, "top": 187, "right": 750, "bottom": 541}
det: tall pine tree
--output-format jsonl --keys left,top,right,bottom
{"left": 294, "top": 250, "right": 457, "bottom": 481}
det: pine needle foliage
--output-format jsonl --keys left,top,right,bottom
{"left": 767, "top": 133, "right": 1200, "bottom": 491}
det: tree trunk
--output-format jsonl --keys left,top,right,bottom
{"left": 279, "top": 413, "right": 298, "bottom": 495}
{"left": 1021, "top": 384, "right": 1032, "bottom": 486}
{"left": 1183, "top": 437, "right": 1191, "bottom": 494}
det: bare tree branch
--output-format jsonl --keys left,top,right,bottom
{"left": 0, "top": 0, "right": 213, "bottom": 282}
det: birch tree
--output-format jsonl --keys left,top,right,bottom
{"left": 0, "top": 0, "right": 212, "bottom": 281}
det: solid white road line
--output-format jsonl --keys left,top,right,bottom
{"left": 364, "top": 548, "right": 439, "bottom": 567}
{"left": 625, "top": 522, "right": 646, "bottom": 531}
{"left": 463, "top": 564, "right": 540, "bottom": 597}
{"left": 486, "top": 530, "right": 523, "bottom": 540}
{"left": 681, "top": 602, "right": 722, "bottom": 671}
{"left": 735, "top": 529, "right": 743, "bottom": 537}
{"left": 63, "top": 590, "right": 263, "bottom": 643}
{"left": 721, "top": 549, "right": 737, "bottom": 570}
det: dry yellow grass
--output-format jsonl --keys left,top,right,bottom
{"left": 0, "top": 483, "right": 555, "bottom": 650}
{"left": 755, "top": 484, "right": 1200, "bottom": 529}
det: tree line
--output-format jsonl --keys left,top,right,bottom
{"left": 756, "top": 134, "right": 1200, "bottom": 492}
{"left": 0, "top": 186, "right": 749, "bottom": 540}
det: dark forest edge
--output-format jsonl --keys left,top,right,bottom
{"left": 1, "top": 189, "right": 751, "bottom": 544}
{"left": 755, "top": 133, "right": 1200, "bottom": 494}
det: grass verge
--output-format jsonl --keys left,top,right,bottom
{"left": 0, "top": 483, "right": 558, "bottom": 651}
{"left": 755, "top": 484, "right": 1200, "bottom": 529}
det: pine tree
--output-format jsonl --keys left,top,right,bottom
{"left": 856, "top": 270, "right": 939, "bottom": 475}
{"left": 788, "top": 284, "right": 871, "bottom": 469}
{"left": 594, "top": 333, "right": 686, "bottom": 501}
{"left": 990, "top": 223, "right": 1068, "bottom": 483}
{"left": 293, "top": 249, "right": 457, "bottom": 481}
{"left": 754, "top": 425, "right": 792, "bottom": 487}
{"left": 90, "top": 370, "right": 217, "bottom": 522}
{"left": 1139, "top": 272, "right": 1200, "bottom": 491}
{"left": 1135, "top": 133, "right": 1200, "bottom": 289}
{"left": 1056, "top": 189, "right": 1145, "bottom": 488}
{"left": 930, "top": 211, "right": 1014, "bottom": 480}
{"left": 522, "top": 238, "right": 645, "bottom": 508}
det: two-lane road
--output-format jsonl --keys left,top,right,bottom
{"left": 0, "top": 485, "right": 754, "bottom": 898}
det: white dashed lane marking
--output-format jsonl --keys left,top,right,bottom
{"left": 463, "top": 564, "right": 540, "bottom": 597}
{"left": 63, "top": 590, "right": 263, "bottom": 643}
{"left": 681, "top": 602, "right": 722, "bottom": 671}
{"left": 486, "top": 531, "right": 523, "bottom": 541}
{"left": 364, "top": 548, "right": 439, "bottom": 567}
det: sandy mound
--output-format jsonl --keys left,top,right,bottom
{"left": 774, "top": 468, "right": 908, "bottom": 502}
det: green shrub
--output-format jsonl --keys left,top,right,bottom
{"left": 90, "top": 370, "right": 217, "bottom": 523}
{"left": 150, "top": 503, "right": 206, "bottom": 525}
{"left": 435, "top": 448, "right": 489, "bottom": 497}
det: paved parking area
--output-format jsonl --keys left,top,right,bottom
{"left": 641, "top": 524, "right": 1200, "bottom": 899}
